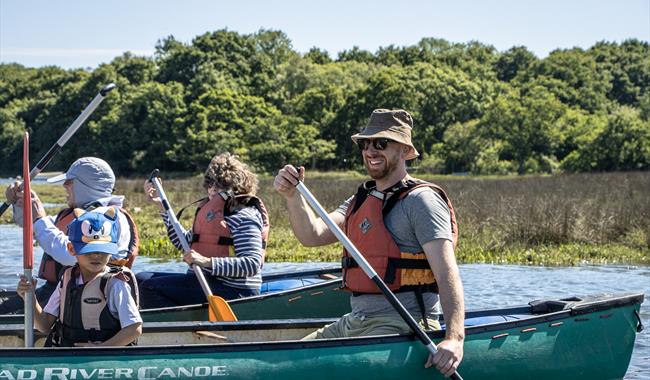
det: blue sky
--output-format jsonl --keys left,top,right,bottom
{"left": 1, "top": 0, "right": 649, "bottom": 69}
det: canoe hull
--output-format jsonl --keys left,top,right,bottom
{"left": 0, "top": 293, "right": 643, "bottom": 380}
{"left": 0, "top": 268, "right": 351, "bottom": 324}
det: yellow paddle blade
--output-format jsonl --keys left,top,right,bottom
{"left": 208, "top": 295, "right": 237, "bottom": 322}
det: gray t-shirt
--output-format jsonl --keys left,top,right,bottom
{"left": 336, "top": 186, "right": 453, "bottom": 319}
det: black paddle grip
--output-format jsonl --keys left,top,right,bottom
{"left": 100, "top": 83, "right": 117, "bottom": 96}
{"left": 0, "top": 202, "right": 9, "bottom": 218}
{"left": 149, "top": 169, "right": 160, "bottom": 182}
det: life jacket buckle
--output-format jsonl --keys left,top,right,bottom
{"left": 341, "top": 256, "right": 358, "bottom": 268}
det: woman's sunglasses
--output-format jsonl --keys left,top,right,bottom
{"left": 356, "top": 138, "right": 391, "bottom": 151}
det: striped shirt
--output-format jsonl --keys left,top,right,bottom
{"left": 160, "top": 206, "right": 264, "bottom": 290}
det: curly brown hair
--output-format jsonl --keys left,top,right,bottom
{"left": 203, "top": 153, "right": 258, "bottom": 195}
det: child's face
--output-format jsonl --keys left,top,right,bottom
{"left": 76, "top": 252, "right": 111, "bottom": 274}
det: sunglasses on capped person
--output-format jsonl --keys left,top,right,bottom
{"left": 356, "top": 138, "right": 392, "bottom": 151}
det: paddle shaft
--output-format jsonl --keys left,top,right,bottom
{"left": 148, "top": 170, "right": 214, "bottom": 298}
{"left": 295, "top": 181, "right": 463, "bottom": 380}
{"left": 0, "top": 83, "right": 117, "bottom": 217}
{"left": 22, "top": 132, "right": 34, "bottom": 348}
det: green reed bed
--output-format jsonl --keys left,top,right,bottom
{"left": 3, "top": 172, "right": 649, "bottom": 266}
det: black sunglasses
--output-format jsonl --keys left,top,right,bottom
{"left": 356, "top": 138, "right": 391, "bottom": 151}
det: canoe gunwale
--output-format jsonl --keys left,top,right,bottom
{"left": 0, "top": 318, "right": 339, "bottom": 338}
{"left": 230, "top": 278, "right": 342, "bottom": 305}
{"left": 459, "top": 292, "right": 644, "bottom": 335}
{"left": 0, "top": 329, "right": 428, "bottom": 357}
{"left": 261, "top": 266, "right": 341, "bottom": 281}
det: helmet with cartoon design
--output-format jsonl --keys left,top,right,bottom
{"left": 67, "top": 207, "right": 120, "bottom": 256}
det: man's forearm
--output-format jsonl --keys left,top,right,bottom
{"left": 424, "top": 239, "right": 465, "bottom": 341}
{"left": 438, "top": 268, "right": 465, "bottom": 341}
{"left": 285, "top": 193, "right": 338, "bottom": 247}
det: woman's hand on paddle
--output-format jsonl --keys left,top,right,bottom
{"left": 274, "top": 165, "right": 304, "bottom": 198}
{"left": 16, "top": 275, "right": 37, "bottom": 300}
{"left": 5, "top": 180, "right": 21, "bottom": 204}
{"left": 424, "top": 337, "right": 464, "bottom": 377}
{"left": 184, "top": 249, "right": 211, "bottom": 269}
{"left": 144, "top": 180, "right": 164, "bottom": 211}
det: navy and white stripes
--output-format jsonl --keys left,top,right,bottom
{"left": 160, "top": 206, "right": 264, "bottom": 290}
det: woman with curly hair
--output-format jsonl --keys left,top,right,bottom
{"left": 137, "top": 153, "right": 270, "bottom": 308}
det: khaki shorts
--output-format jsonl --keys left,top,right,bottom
{"left": 303, "top": 313, "right": 441, "bottom": 340}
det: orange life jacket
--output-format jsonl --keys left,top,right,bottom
{"left": 50, "top": 265, "right": 139, "bottom": 347}
{"left": 342, "top": 179, "right": 458, "bottom": 294}
{"left": 38, "top": 206, "right": 139, "bottom": 284}
{"left": 190, "top": 193, "right": 270, "bottom": 259}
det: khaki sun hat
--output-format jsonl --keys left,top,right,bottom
{"left": 350, "top": 109, "right": 419, "bottom": 160}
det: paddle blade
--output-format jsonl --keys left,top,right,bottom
{"left": 22, "top": 132, "right": 33, "bottom": 270}
{"left": 207, "top": 295, "right": 237, "bottom": 322}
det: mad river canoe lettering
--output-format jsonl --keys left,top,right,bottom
{"left": 0, "top": 366, "right": 228, "bottom": 379}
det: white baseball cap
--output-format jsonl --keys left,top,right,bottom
{"left": 47, "top": 157, "right": 115, "bottom": 192}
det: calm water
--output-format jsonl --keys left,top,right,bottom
{"left": 1, "top": 224, "right": 648, "bottom": 378}
{"left": 0, "top": 177, "right": 55, "bottom": 186}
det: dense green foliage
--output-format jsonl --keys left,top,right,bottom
{"left": 0, "top": 30, "right": 648, "bottom": 175}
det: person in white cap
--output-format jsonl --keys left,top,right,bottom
{"left": 2, "top": 157, "right": 139, "bottom": 314}
{"left": 274, "top": 109, "right": 465, "bottom": 378}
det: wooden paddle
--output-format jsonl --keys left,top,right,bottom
{"left": 148, "top": 170, "right": 236, "bottom": 322}
{"left": 295, "top": 180, "right": 464, "bottom": 380}
{"left": 22, "top": 132, "right": 34, "bottom": 347}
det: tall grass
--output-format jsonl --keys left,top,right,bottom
{"left": 439, "top": 172, "right": 650, "bottom": 247}
{"left": 3, "top": 172, "right": 648, "bottom": 265}
{"left": 427, "top": 172, "right": 650, "bottom": 264}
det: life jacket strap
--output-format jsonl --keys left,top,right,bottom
{"left": 176, "top": 197, "right": 208, "bottom": 220}
{"left": 55, "top": 323, "right": 118, "bottom": 347}
{"left": 343, "top": 255, "right": 439, "bottom": 295}
{"left": 342, "top": 256, "right": 432, "bottom": 268}
{"left": 218, "top": 236, "right": 234, "bottom": 246}
{"left": 44, "top": 322, "right": 61, "bottom": 347}
{"left": 192, "top": 234, "right": 237, "bottom": 247}
{"left": 414, "top": 286, "right": 430, "bottom": 329}
{"left": 351, "top": 283, "right": 438, "bottom": 296}
{"left": 341, "top": 256, "right": 358, "bottom": 269}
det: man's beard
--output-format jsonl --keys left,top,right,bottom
{"left": 364, "top": 155, "right": 398, "bottom": 180}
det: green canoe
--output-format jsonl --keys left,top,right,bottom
{"left": 0, "top": 267, "right": 350, "bottom": 324}
{"left": 0, "top": 293, "right": 643, "bottom": 379}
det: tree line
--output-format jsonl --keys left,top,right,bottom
{"left": 1, "top": 29, "right": 648, "bottom": 176}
